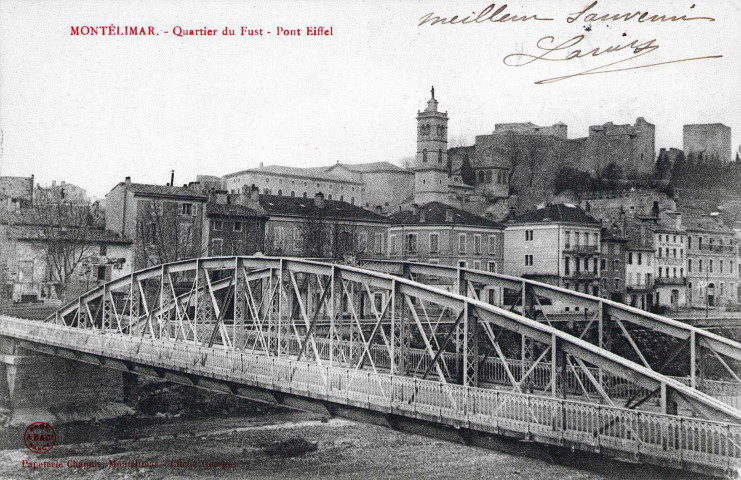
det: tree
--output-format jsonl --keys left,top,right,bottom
{"left": 31, "top": 203, "right": 97, "bottom": 299}
{"left": 553, "top": 167, "right": 593, "bottom": 195}
{"left": 137, "top": 199, "right": 204, "bottom": 267}
{"left": 655, "top": 149, "right": 672, "bottom": 180}
{"left": 459, "top": 153, "right": 475, "bottom": 186}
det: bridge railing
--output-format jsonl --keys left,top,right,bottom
{"left": 240, "top": 330, "right": 741, "bottom": 410}
{"left": 2, "top": 314, "right": 740, "bottom": 475}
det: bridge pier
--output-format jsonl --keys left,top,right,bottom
{"left": 0, "top": 336, "right": 133, "bottom": 426}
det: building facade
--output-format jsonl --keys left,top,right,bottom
{"left": 685, "top": 214, "right": 738, "bottom": 308}
{"left": 504, "top": 204, "right": 602, "bottom": 311}
{"left": 202, "top": 187, "right": 268, "bottom": 257}
{"left": 259, "top": 192, "right": 389, "bottom": 260}
{"left": 600, "top": 228, "right": 627, "bottom": 302}
{"left": 105, "top": 178, "right": 208, "bottom": 269}
{"left": 388, "top": 202, "right": 505, "bottom": 303}
{"left": 653, "top": 219, "right": 688, "bottom": 310}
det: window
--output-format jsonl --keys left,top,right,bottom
{"left": 357, "top": 232, "right": 368, "bottom": 252}
{"left": 458, "top": 260, "right": 467, "bottom": 268}
{"left": 710, "top": 259, "right": 714, "bottom": 273}
{"left": 423, "top": 149, "right": 428, "bottom": 162}
{"left": 688, "top": 236, "right": 692, "bottom": 249}
{"left": 525, "top": 255, "right": 534, "bottom": 266}
{"left": 601, "top": 259, "right": 606, "bottom": 270}
{"left": 458, "top": 234, "right": 466, "bottom": 254}
{"left": 291, "top": 191, "right": 295, "bottom": 197}
{"left": 375, "top": 233, "right": 383, "bottom": 254}
{"left": 565, "top": 257, "right": 571, "bottom": 275}
{"left": 438, "top": 149, "right": 443, "bottom": 164}
{"left": 406, "top": 233, "right": 418, "bottom": 254}
{"left": 212, "top": 239, "right": 223, "bottom": 255}
{"left": 99, "top": 244, "right": 107, "bottom": 256}
{"left": 593, "top": 233, "right": 598, "bottom": 247}
{"left": 478, "top": 171, "right": 485, "bottom": 183}
{"left": 688, "top": 259, "right": 692, "bottom": 272}
{"left": 488, "top": 235, "right": 498, "bottom": 254}
{"left": 429, "top": 233, "right": 439, "bottom": 254}
{"left": 628, "top": 252, "right": 633, "bottom": 265}
{"left": 699, "top": 259, "right": 703, "bottom": 272}
{"left": 473, "top": 260, "right": 482, "bottom": 270}
{"left": 213, "top": 220, "right": 223, "bottom": 231}
{"left": 613, "top": 259, "right": 619, "bottom": 270}
{"left": 181, "top": 203, "right": 193, "bottom": 215}
{"left": 574, "top": 232, "right": 580, "bottom": 246}
{"left": 474, "top": 235, "right": 482, "bottom": 254}
{"left": 638, "top": 253, "right": 642, "bottom": 265}
{"left": 659, "top": 267, "right": 663, "bottom": 278}
{"left": 97, "top": 265, "right": 111, "bottom": 282}
{"left": 233, "top": 222, "right": 242, "bottom": 232}
{"left": 488, "top": 261, "right": 497, "bottom": 273}
{"left": 564, "top": 231, "right": 571, "bottom": 248}
{"left": 525, "top": 230, "right": 534, "bottom": 241}
{"left": 390, "top": 235, "right": 398, "bottom": 255}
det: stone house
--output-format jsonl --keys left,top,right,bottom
{"left": 504, "top": 203, "right": 602, "bottom": 313}
{"left": 259, "top": 192, "right": 389, "bottom": 260}
{"left": 202, "top": 187, "right": 267, "bottom": 256}
{"left": 104, "top": 178, "right": 208, "bottom": 270}
{"left": 388, "top": 202, "right": 505, "bottom": 303}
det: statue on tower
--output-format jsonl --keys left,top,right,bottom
{"left": 431, "top": 85, "right": 435, "bottom": 99}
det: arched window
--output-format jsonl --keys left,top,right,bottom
{"left": 438, "top": 149, "right": 442, "bottom": 163}
{"left": 478, "top": 171, "right": 485, "bottom": 183}
{"left": 328, "top": 194, "right": 332, "bottom": 200}
{"left": 291, "top": 191, "right": 295, "bottom": 197}
{"left": 351, "top": 197, "right": 355, "bottom": 205}
{"left": 278, "top": 189, "right": 282, "bottom": 196}
{"left": 303, "top": 192, "right": 307, "bottom": 198}
{"left": 340, "top": 195, "right": 344, "bottom": 202}
{"left": 423, "top": 149, "right": 428, "bottom": 162}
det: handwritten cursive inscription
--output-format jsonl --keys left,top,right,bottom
{"left": 418, "top": 3, "right": 553, "bottom": 27}
{"left": 503, "top": 35, "right": 721, "bottom": 84}
{"left": 567, "top": 1, "right": 716, "bottom": 24}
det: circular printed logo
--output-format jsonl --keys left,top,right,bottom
{"left": 24, "top": 422, "right": 57, "bottom": 454}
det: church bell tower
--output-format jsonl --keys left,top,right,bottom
{"left": 414, "top": 86, "right": 449, "bottom": 204}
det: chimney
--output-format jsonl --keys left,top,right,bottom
{"left": 375, "top": 205, "right": 383, "bottom": 215}
{"left": 259, "top": 162, "right": 264, "bottom": 169}
{"left": 675, "top": 212, "right": 682, "bottom": 230}
{"left": 125, "top": 176, "right": 131, "bottom": 185}
{"left": 419, "top": 208, "right": 426, "bottom": 223}
{"left": 51, "top": 180, "right": 56, "bottom": 187}
{"left": 170, "top": 170, "right": 175, "bottom": 187}
{"left": 314, "top": 192, "right": 325, "bottom": 209}
{"left": 585, "top": 201, "right": 591, "bottom": 213}
{"left": 652, "top": 200, "right": 659, "bottom": 217}
{"left": 411, "top": 203, "right": 420, "bottom": 216}
{"left": 445, "top": 206, "right": 453, "bottom": 222}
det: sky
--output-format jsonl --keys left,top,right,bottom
{"left": 1, "top": 0, "right": 739, "bottom": 198}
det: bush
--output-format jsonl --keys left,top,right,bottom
{"left": 263, "top": 437, "right": 318, "bottom": 457}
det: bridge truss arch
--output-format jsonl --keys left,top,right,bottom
{"left": 41, "top": 255, "right": 741, "bottom": 424}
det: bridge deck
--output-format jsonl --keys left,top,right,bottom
{"left": 2, "top": 315, "right": 739, "bottom": 477}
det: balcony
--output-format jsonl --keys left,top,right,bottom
{"left": 564, "top": 245, "right": 599, "bottom": 255}
{"left": 698, "top": 244, "right": 736, "bottom": 254}
{"left": 565, "top": 270, "right": 600, "bottom": 279}
{"left": 626, "top": 284, "right": 656, "bottom": 293}
{"left": 655, "top": 277, "right": 687, "bottom": 286}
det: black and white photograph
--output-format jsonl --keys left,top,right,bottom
{"left": 0, "top": 0, "right": 740, "bottom": 478}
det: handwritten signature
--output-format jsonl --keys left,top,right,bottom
{"left": 503, "top": 35, "right": 722, "bottom": 84}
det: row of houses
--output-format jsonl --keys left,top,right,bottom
{"left": 0, "top": 174, "right": 739, "bottom": 314}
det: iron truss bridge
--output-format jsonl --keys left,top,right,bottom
{"left": 2, "top": 256, "right": 741, "bottom": 476}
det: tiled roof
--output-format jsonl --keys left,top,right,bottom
{"left": 10, "top": 225, "right": 132, "bottom": 244}
{"left": 206, "top": 203, "right": 265, "bottom": 218}
{"left": 225, "top": 165, "right": 362, "bottom": 184}
{"left": 682, "top": 214, "right": 734, "bottom": 234}
{"left": 258, "top": 195, "right": 388, "bottom": 222}
{"left": 122, "top": 183, "right": 207, "bottom": 199}
{"left": 332, "top": 162, "right": 412, "bottom": 174}
{"left": 389, "top": 202, "right": 505, "bottom": 228}
{"left": 509, "top": 204, "right": 600, "bottom": 225}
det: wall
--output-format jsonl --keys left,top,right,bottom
{"left": 0, "top": 337, "right": 124, "bottom": 409}
{"left": 683, "top": 124, "right": 732, "bottom": 164}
